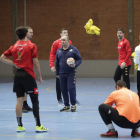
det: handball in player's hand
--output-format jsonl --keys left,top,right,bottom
{"left": 84, "top": 19, "right": 100, "bottom": 35}
{"left": 67, "top": 57, "right": 75, "bottom": 67}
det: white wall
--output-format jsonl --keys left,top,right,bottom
{"left": 0, "top": 60, "right": 136, "bottom": 77}
{"left": 39, "top": 60, "right": 119, "bottom": 77}
{"left": 0, "top": 62, "right": 14, "bottom": 76}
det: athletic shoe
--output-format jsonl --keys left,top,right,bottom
{"left": 58, "top": 99, "right": 64, "bottom": 105}
{"left": 22, "top": 105, "right": 33, "bottom": 112}
{"left": 100, "top": 130, "right": 118, "bottom": 137}
{"left": 76, "top": 100, "right": 80, "bottom": 105}
{"left": 131, "top": 129, "right": 140, "bottom": 137}
{"left": 22, "top": 107, "right": 28, "bottom": 113}
{"left": 36, "top": 124, "right": 49, "bottom": 133}
{"left": 17, "top": 126, "right": 26, "bottom": 132}
{"left": 60, "top": 106, "right": 70, "bottom": 112}
{"left": 71, "top": 105, "right": 76, "bottom": 112}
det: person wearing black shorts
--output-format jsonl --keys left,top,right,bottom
{"left": 22, "top": 26, "right": 34, "bottom": 112}
{"left": 0, "top": 26, "right": 48, "bottom": 133}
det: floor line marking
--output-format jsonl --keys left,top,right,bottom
{"left": 0, "top": 135, "right": 84, "bottom": 140}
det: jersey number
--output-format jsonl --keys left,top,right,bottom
{"left": 17, "top": 52, "right": 22, "bottom": 60}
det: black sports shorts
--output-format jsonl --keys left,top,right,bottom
{"left": 13, "top": 69, "right": 38, "bottom": 98}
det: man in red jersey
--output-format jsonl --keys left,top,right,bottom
{"left": 0, "top": 26, "right": 48, "bottom": 132}
{"left": 49, "top": 28, "right": 80, "bottom": 105}
{"left": 22, "top": 26, "right": 33, "bottom": 113}
{"left": 114, "top": 28, "right": 131, "bottom": 89}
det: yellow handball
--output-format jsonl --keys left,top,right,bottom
{"left": 84, "top": 19, "right": 100, "bottom": 35}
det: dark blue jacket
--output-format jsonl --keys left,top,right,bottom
{"left": 55, "top": 45, "right": 82, "bottom": 75}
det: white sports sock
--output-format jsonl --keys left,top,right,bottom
{"left": 135, "top": 127, "right": 139, "bottom": 131}
{"left": 107, "top": 123, "right": 115, "bottom": 132}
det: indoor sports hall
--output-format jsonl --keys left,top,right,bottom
{"left": 0, "top": 0, "right": 140, "bottom": 140}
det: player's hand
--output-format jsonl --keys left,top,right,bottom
{"left": 56, "top": 75, "right": 59, "bottom": 78}
{"left": 51, "top": 67, "right": 56, "bottom": 72}
{"left": 120, "top": 62, "right": 126, "bottom": 69}
{"left": 69, "top": 64, "right": 75, "bottom": 67}
{"left": 38, "top": 76, "right": 42, "bottom": 84}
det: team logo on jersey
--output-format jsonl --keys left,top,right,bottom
{"left": 120, "top": 42, "right": 123, "bottom": 45}
{"left": 118, "top": 47, "right": 121, "bottom": 49}
{"left": 15, "top": 44, "right": 27, "bottom": 47}
{"left": 17, "top": 48, "right": 23, "bottom": 50}
{"left": 34, "top": 88, "right": 39, "bottom": 94}
{"left": 69, "top": 49, "right": 73, "bottom": 52}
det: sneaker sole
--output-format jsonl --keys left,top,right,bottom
{"left": 71, "top": 110, "right": 76, "bottom": 112}
{"left": 36, "top": 129, "right": 49, "bottom": 133}
{"left": 100, "top": 135, "right": 118, "bottom": 138}
{"left": 131, "top": 134, "right": 140, "bottom": 137}
{"left": 17, "top": 130, "right": 26, "bottom": 132}
{"left": 60, "top": 109, "right": 71, "bottom": 112}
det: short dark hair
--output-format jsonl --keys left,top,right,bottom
{"left": 60, "top": 28, "right": 67, "bottom": 33}
{"left": 117, "top": 28, "right": 124, "bottom": 33}
{"left": 116, "top": 80, "right": 126, "bottom": 88}
{"left": 15, "top": 26, "right": 28, "bottom": 40}
{"left": 26, "top": 26, "right": 33, "bottom": 30}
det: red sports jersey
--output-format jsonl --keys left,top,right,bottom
{"left": 3, "top": 40, "right": 38, "bottom": 79}
{"left": 49, "top": 39, "right": 72, "bottom": 68}
{"left": 118, "top": 38, "right": 131, "bottom": 66}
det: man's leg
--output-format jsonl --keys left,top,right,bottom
{"left": 23, "top": 93, "right": 28, "bottom": 106}
{"left": 114, "top": 65, "right": 122, "bottom": 83}
{"left": 16, "top": 93, "right": 26, "bottom": 132}
{"left": 29, "top": 93, "right": 48, "bottom": 132}
{"left": 20, "top": 69, "right": 48, "bottom": 132}
{"left": 98, "top": 104, "right": 140, "bottom": 137}
{"left": 56, "top": 77, "right": 63, "bottom": 105}
{"left": 67, "top": 73, "right": 76, "bottom": 112}
{"left": 22, "top": 93, "right": 33, "bottom": 112}
{"left": 74, "top": 70, "right": 80, "bottom": 105}
{"left": 29, "top": 94, "right": 40, "bottom": 126}
{"left": 13, "top": 70, "right": 26, "bottom": 132}
{"left": 59, "top": 74, "right": 70, "bottom": 112}
{"left": 16, "top": 96, "right": 24, "bottom": 126}
{"left": 122, "top": 65, "right": 131, "bottom": 89}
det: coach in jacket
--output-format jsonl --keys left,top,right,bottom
{"left": 55, "top": 35, "right": 82, "bottom": 112}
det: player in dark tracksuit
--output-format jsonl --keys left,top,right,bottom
{"left": 55, "top": 35, "right": 82, "bottom": 112}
